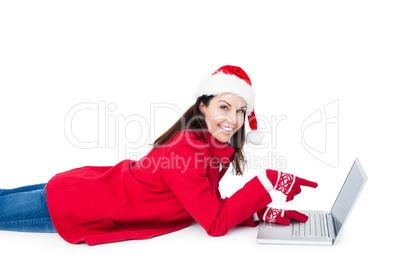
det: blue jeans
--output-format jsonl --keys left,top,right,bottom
{"left": 0, "top": 183, "right": 57, "bottom": 233}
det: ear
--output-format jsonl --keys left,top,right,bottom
{"left": 198, "top": 102, "right": 205, "bottom": 115}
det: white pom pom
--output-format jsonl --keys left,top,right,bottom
{"left": 247, "top": 131, "right": 265, "bottom": 145}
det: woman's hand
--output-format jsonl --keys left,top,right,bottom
{"left": 256, "top": 206, "right": 308, "bottom": 225}
{"left": 258, "top": 169, "right": 318, "bottom": 202}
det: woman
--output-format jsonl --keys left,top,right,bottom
{"left": 0, "top": 65, "right": 317, "bottom": 245}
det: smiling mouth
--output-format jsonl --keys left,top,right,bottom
{"left": 218, "top": 125, "right": 234, "bottom": 134}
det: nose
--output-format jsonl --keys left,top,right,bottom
{"left": 225, "top": 111, "right": 238, "bottom": 127}
{"left": 231, "top": 111, "right": 238, "bottom": 126}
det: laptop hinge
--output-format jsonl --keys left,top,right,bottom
{"left": 327, "top": 213, "right": 337, "bottom": 240}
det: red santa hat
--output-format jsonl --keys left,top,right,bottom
{"left": 194, "top": 65, "right": 264, "bottom": 145}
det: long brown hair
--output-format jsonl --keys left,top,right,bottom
{"left": 153, "top": 95, "right": 247, "bottom": 176}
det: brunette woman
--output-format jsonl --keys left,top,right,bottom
{"left": 0, "top": 65, "right": 317, "bottom": 245}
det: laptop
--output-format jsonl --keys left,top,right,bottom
{"left": 257, "top": 158, "right": 368, "bottom": 245}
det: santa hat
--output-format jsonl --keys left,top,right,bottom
{"left": 194, "top": 65, "right": 264, "bottom": 145}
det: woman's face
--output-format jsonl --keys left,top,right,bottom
{"left": 199, "top": 93, "right": 247, "bottom": 144}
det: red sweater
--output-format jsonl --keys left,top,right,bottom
{"left": 46, "top": 129, "right": 272, "bottom": 245}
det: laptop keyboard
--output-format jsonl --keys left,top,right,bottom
{"left": 292, "top": 213, "right": 330, "bottom": 237}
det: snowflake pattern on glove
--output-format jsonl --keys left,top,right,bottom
{"left": 274, "top": 171, "right": 296, "bottom": 195}
{"left": 264, "top": 207, "right": 283, "bottom": 223}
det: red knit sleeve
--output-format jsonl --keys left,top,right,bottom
{"left": 238, "top": 216, "right": 260, "bottom": 227}
{"left": 159, "top": 141, "right": 272, "bottom": 236}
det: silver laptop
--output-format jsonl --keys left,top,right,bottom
{"left": 257, "top": 158, "right": 367, "bottom": 245}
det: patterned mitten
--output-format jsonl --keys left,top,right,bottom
{"left": 256, "top": 206, "right": 309, "bottom": 225}
{"left": 258, "top": 169, "right": 318, "bottom": 202}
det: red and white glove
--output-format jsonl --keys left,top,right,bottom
{"left": 257, "top": 169, "right": 318, "bottom": 202}
{"left": 256, "top": 206, "right": 308, "bottom": 225}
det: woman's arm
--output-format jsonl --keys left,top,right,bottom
{"left": 159, "top": 143, "right": 272, "bottom": 236}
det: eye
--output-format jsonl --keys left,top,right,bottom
{"left": 237, "top": 109, "right": 245, "bottom": 114}
{"left": 220, "top": 105, "right": 228, "bottom": 111}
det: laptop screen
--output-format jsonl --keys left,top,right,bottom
{"left": 330, "top": 158, "right": 368, "bottom": 239}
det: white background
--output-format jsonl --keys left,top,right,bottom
{"left": 0, "top": 1, "right": 400, "bottom": 267}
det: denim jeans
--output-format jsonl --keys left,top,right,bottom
{"left": 0, "top": 183, "right": 57, "bottom": 233}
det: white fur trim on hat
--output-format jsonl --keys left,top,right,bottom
{"left": 194, "top": 71, "right": 255, "bottom": 116}
{"left": 247, "top": 131, "right": 265, "bottom": 145}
